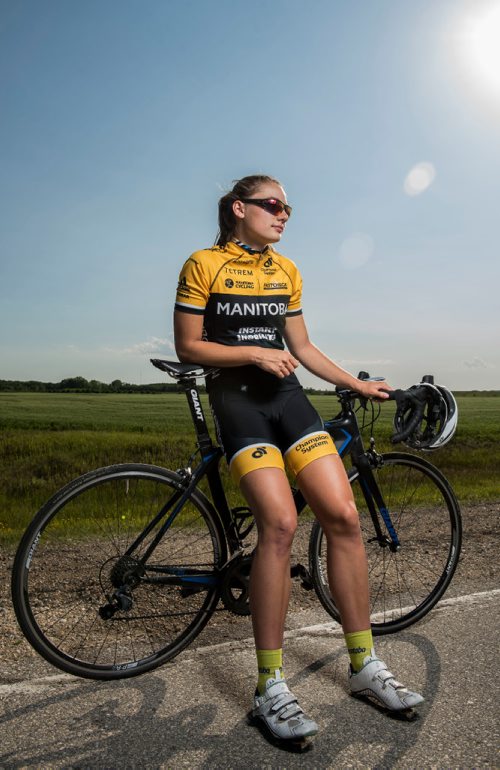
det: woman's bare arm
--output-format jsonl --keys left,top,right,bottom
{"left": 174, "top": 311, "right": 299, "bottom": 378}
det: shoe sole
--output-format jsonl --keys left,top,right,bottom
{"left": 247, "top": 711, "right": 317, "bottom": 752}
{"left": 350, "top": 692, "right": 421, "bottom": 721}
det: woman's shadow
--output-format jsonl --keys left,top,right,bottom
{"left": 0, "top": 632, "right": 439, "bottom": 769}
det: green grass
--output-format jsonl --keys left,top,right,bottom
{"left": 0, "top": 392, "right": 189, "bottom": 433}
{"left": 1, "top": 392, "right": 498, "bottom": 545}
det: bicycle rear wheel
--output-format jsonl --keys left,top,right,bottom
{"left": 309, "top": 452, "right": 462, "bottom": 634}
{"left": 12, "top": 463, "right": 227, "bottom": 679}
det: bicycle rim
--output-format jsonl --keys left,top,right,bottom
{"left": 12, "top": 464, "right": 227, "bottom": 679}
{"left": 310, "top": 452, "right": 462, "bottom": 634}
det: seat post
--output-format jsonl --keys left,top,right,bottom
{"left": 179, "top": 376, "right": 214, "bottom": 454}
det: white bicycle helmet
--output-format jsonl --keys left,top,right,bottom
{"left": 431, "top": 384, "right": 458, "bottom": 449}
{"left": 393, "top": 377, "right": 458, "bottom": 451}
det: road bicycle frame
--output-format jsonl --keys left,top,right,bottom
{"left": 136, "top": 371, "right": 401, "bottom": 572}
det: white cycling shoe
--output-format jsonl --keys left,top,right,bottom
{"left": 251, "top": 671, "right": 319, "bottom": 744}
{"left": 349, "top": 654, "right": 424, "bottom": 712}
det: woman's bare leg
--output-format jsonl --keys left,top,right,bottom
{"left": 296, "top": 454, "right": 370, "bottom": 632}
{"left": 240, "top": 467, "right": 298, "bottom": 649}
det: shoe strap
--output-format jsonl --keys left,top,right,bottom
{"left": 270, "top": 692, "right": 304, "bottom": 721}
{"left": 374, "top": 666, "right": 405, "bottom": 690}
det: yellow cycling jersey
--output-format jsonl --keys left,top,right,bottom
{"left": 175, "top": 241, "right": 303, "bottom": 351}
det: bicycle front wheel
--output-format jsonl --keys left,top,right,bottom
{"left": 309, "top": 452, "right": 462, "bottom": 634}
{"left": 12, "top": 464, "right": 227, "bottom": 679}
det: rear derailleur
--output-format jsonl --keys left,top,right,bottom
{"left": 98, "top": 555, "right": 145, "bottom": 619}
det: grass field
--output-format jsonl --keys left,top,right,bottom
{"left": 1, "top": 391, "right": 499, "bottom": 544}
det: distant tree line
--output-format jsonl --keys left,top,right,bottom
{"left": 0, "top": 377, "right": 179, "bottom": 394}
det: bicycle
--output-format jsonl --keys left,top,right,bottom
{"left": 11, "top": 360, "right": 462, "bottom": 681}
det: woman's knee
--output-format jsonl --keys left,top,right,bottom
{"left": 321, "top": 500, "right": 361, "bottom": 539}
{"left": 256, "top": 514, "right": 297, "bottom": 555}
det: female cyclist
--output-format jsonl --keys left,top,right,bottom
{"left": 174, "top": 174, "right": 423, "bottom": 746}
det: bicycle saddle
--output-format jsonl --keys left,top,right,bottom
{"left": 150, "top": 359, "right": 217, "bottom": 379}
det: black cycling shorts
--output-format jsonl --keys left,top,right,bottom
{"left": 209, "top": 384, "right": 337, "bottom": 484}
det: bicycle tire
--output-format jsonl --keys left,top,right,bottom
{"left": 12, "top": 463, "right": 227, "bottom": 679}
{"left": 309, "top": 452, "right": 462, "bottom": 634}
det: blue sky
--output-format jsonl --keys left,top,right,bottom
{"left": 1, "top": 0, "right": 499, "bottom": 389}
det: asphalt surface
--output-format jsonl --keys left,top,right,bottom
{"left": 1, "top": 590, "right": 499, "bottom": 769}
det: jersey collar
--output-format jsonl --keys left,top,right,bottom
{"left": 226, "top": 240, "right": 270, "bottom": 258}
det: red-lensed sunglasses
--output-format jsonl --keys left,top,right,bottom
{"left": 240, "top": 197, "right": 292, "bottom": 217}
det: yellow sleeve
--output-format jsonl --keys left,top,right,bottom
{"left": 287, "top": 261, "right": 303, "bottom": 316}
{"left": 175, "top": 253, "right": 210, "bottom": 315}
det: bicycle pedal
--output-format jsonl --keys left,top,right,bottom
{"left": 291, "top": 563, "right": 313, "bottom": 590}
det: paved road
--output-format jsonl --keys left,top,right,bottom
{"left": 1, "top": 590, "right": 499, "bottom": 769}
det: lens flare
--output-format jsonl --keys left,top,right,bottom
{"left": 339, "top": 233, "right": 374, "bottom": 269}
{"left": 404, "top": 162, "right": 436, "bottom": 197}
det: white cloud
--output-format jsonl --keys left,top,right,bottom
{"left": 123, "top": 337, "right": 175, "bottom": 355}
{"left": 464, "top": 357, "right": 488, "bottom": 369}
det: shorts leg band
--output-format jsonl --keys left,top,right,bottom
{"left": 284, "top": 431, "right": 337, "bottom": 478}
{"left": 229, "top": 443, "right": 285, "bottom": 484}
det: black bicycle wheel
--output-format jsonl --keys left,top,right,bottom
{"left": 12, "top": 464, "right": 227, "bottom": 679}
{"left": 309, "top": 452, "right": 462, "bottom": 634}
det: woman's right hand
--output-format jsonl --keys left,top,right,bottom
{"left": 252, "top": 348, "right": 300, "bottom": 378}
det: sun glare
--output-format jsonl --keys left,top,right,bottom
{"left": 460, "top": 3, "right": 500, "bottom": 95}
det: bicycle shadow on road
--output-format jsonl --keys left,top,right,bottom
{"left": 0, "top": 633, "right": 439, "bottom": 769}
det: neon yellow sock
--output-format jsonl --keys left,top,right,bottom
{"left": 344, "top": 629, "right": 374, "bottom": 672}
{"left": 256, "top": 648, "right": 283, "bottom": 694}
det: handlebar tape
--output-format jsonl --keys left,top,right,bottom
{"left": 388, "top": 388, "right": 427, "bottom": 444}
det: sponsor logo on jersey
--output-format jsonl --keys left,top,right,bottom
{"left": 252, "top": 446, "right": 268, "bottom": 459}
{"left": 264, "top": 257, "right": 273, "bottom": 267}
{"left": 176, "top": 276, "right": 191, "bottom": 297}
{"left": 237, "top": 326, "right": 277, "bottom": 342}
{"left": 225, "top": 267, "right": 254, "bottom": 276}
{"left": 224, "top": 278, "right": 254, "bottom": 289}
{"left": 263, "top": 282, "right": 288, "bottom": 290}
{"left": 216, "top": 301, "right": 287, "bottom": 316}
